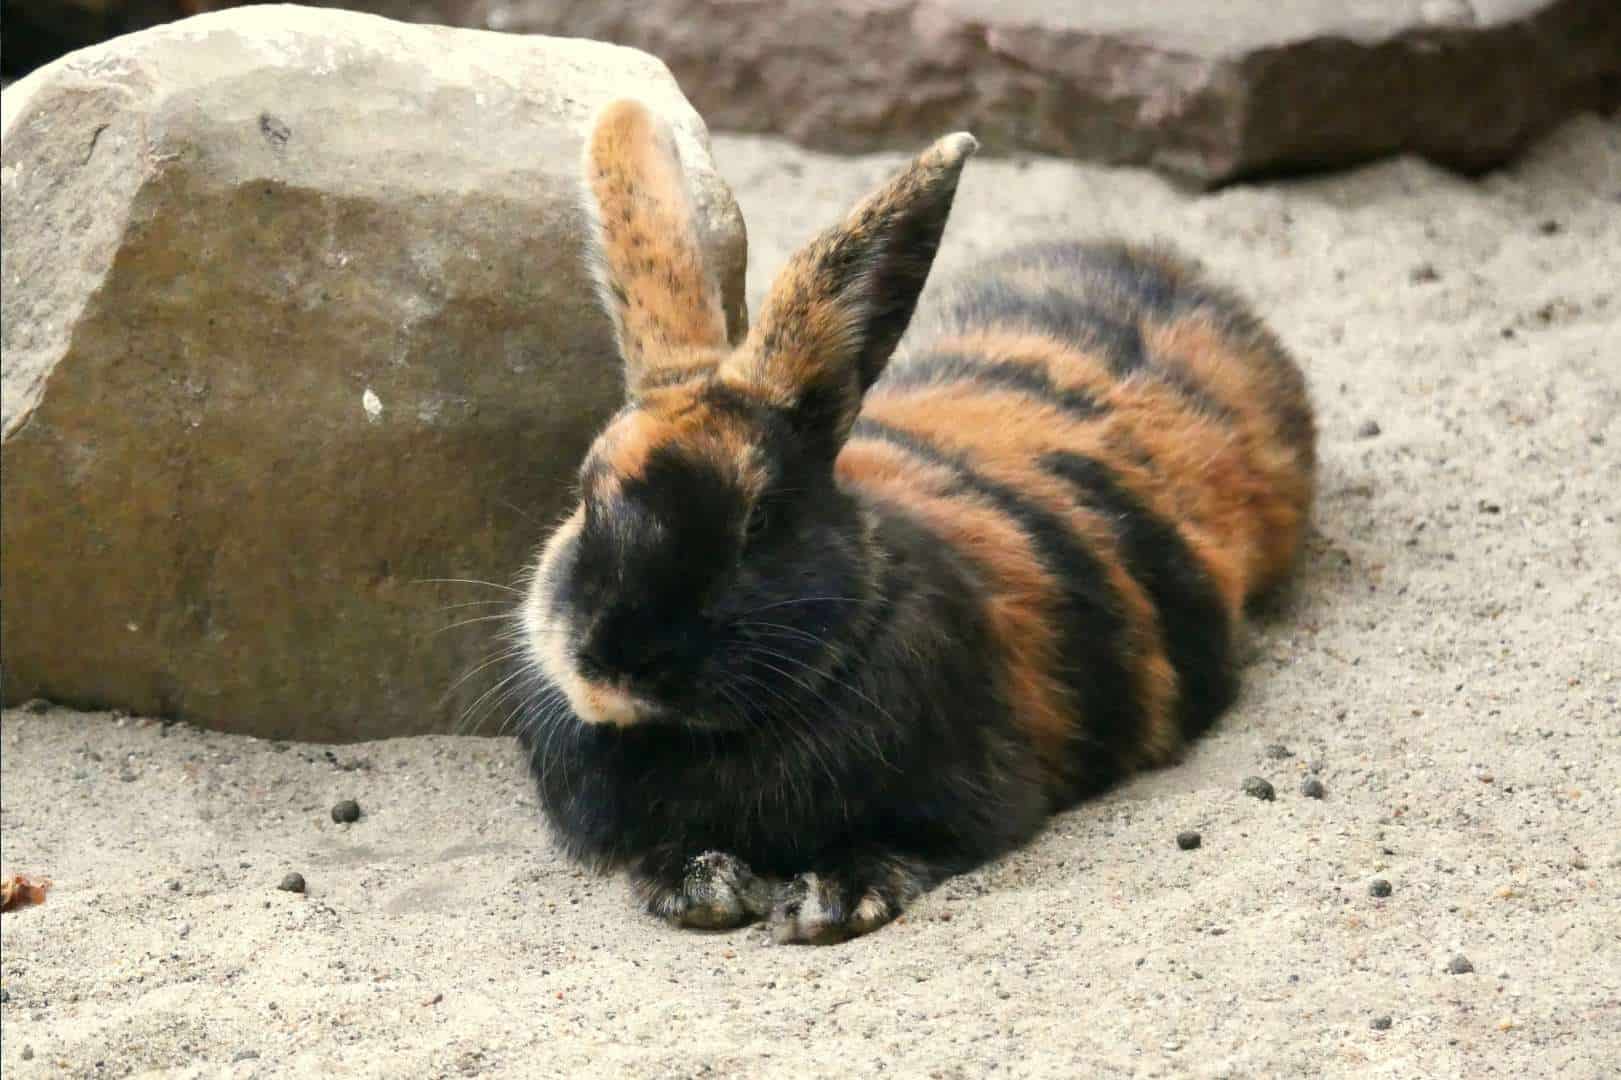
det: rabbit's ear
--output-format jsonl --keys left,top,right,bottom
{"left": 581, "top": 99, "right": 731, "bottom": 395}
{"left": 725, "top": 132, "right": 977, "bottom": 448}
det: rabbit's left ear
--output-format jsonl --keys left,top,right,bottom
{"left": 724, "top": 132, "right": 977, "bottom": 449}
{"left": 580, "top": 99, "right": 731, "bottom": 395}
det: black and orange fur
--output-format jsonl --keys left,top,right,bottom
{"left": 516, "top": 100, "right": 1315, "bottom": 944}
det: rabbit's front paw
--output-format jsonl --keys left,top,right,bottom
{"left": 637, "top": 851, "right": 772, "bottom": 930}
{"left": 770, "top": 859, "right": 924, "bottom": 945}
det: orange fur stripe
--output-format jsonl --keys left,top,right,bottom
{"left": 836, "top": 438, "right": 1078, "bottom": 776}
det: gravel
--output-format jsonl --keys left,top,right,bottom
{"left": 1241, "top": 777, "right": 1276, "bottom": 801}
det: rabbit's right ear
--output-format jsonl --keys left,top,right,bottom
{"left": 580, "top": 100, "right": 731, "bottom": 395}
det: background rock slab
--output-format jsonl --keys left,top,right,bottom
{"left": 6, "top": 0, "right": 1620, "bottom": 183}
{"left": 0, "top": 5, "right": 747, "bottom": 740}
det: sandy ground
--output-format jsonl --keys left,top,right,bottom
{"left": 3, "top": 112, "right": 1619, "bottom": 1079}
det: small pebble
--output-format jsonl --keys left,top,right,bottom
{"left": 22, "top": 698, "right": 51, "bottom": 714}
{"left": 1408, "top": 263, "right": 1440, "bottom": 284}
{"left": 278, "top": 872, "right": 306, "bottom": 894}
{"left": 233, "top": 1050, "right": 261, "bottom": 1063}
{"left": 1369, "top": 879, "right": 1393, "bottom": 898}
{"left": 22, "top": 1045, "right": 35, "bottom": 1060}
{"left": 1537, "top": 219, "right": 1562, "bottom": 235}
{"left": 1301, "top": 778, "right": 1327, "bottom": 799}
{"left": 1264, "top": 743, "right": 1294, "bottom": 760}
{"left": 1241, "top": 776, "right": 1275, "bottom": 801}
{"left": 178, "top": 923, "right": 191, "bottom": 939}
{"left": 1446, "top": 954, "right": 1475, "bottom": 975}
{"left": 0, "top": 987, "right": 9, "bottom": 1003}
{"left": 1176, "top": 831, "right": 1202, "bottom": 851}
{"left": 1370, "top": 1016, "right": 1392, "bottom": 1031}
{"left": 331, "top": 799, "right": 362, "bottom": 824}
{"left": 1355, "top": 419, "right": 1382, "bottom": 439}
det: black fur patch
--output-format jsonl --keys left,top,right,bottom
{"left": 522, "top": 499, "right": 1048, "bottom": 882}
{"left": 878, "top": 349, "right": 1108, "bottom": 420}
{"left": 849, "top": 418, "right": 1146, "bottom": 798}
{"left": 937, "top": 279, "right": 1149, "bottom": 369}
{"left": 572, "top": 447, "right": 743, "bottom": 701}
{"left": 1041, "top": 451, "right": 1237, "bottom": 737}
{"left": 930, "top": 278, "right": 1235, "bottom": 421}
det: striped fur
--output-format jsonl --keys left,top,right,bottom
{"left": 516, "top": 100, "right": 1316, "bottom": 944}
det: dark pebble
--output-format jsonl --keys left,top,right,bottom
{"left": 1241, "top": 776, "right": 1276, "bottom": 801}
{"left": 1301, "top": 778, "right": 1327, "bottom": 799}
{"left": 0, "top": 987, "right": 9, "bottom": 1003}
{"left": 1176, "top": 831, "right": 1202, "bottom": 851}
{"left": 1478, "top": 500, "right": 1501, "bottom": 515}
{"left": 21, "top": 698, "right": 52, "bottom": 714}
{"left": 1369, "top": 878, "right": 1393, "bottom": 898}
{"left": 233, "top": 1051, "right": 261, "bottom": 1063}
{"left": 278, "top": 873, "right": 306, "bottom": 894}
{"left": 1408, "top": 263, "right": 1440, "bottom": 284}
{"left": 1355, "top": 419, "right": 1382, "bottom": 440}
{"left": 1371, "top": 1016, "right": 1392, "bottom": 1031}
{"left": 1446, "top": 954, "right": 1474, "bottom": 975}
{"left": 1264, "top": 743, "right": 1294, "bottom": 760}
{"left": 331, "top": 799, "right": 362, "bottom": 824}
{"left": 22, "top": 1045, "right": 35, "bottom": 1060}
{"left": 1537, "top": 219, "right": 1562, "bottom": 235}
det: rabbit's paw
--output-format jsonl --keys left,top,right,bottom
{"left": 769, "top": 859, "right": 924, "bottom": 945}
{"left": 636, "top": 851, "right": 771, "bottom": 930}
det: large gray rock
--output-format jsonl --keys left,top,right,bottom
{"left": 301, "top": 0, "right": 1621, "bottom": 185}
{"left": 0, "top": 5, "right": 747, "bottom": 740}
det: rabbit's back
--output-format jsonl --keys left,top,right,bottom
{"left": 837, "top": 241, "right": 1316, "bottom": 800}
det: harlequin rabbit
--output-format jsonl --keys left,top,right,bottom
{"left": 516, "top": 99, "right": 1316, "bottom": 944}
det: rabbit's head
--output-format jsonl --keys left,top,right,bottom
{"left": 522, "top": 100, "right": 976, "bottom": 728}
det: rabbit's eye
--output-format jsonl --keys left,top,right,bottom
{"left": 744, "top": 503, "right": 771, "bottom": 543}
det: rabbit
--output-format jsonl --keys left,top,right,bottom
{"left": 514, "top": 99, "right": 1316, "bottom": 945}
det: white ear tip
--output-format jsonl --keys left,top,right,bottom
{"left": 935, "top": 132, "right": 980, "bottom": 166}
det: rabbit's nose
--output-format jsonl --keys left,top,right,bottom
{"left": 581, "top": 639, "right": 671, "bottom": 681}
{"left": 579, "top": 614, "right": 702, "bottom": 683}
